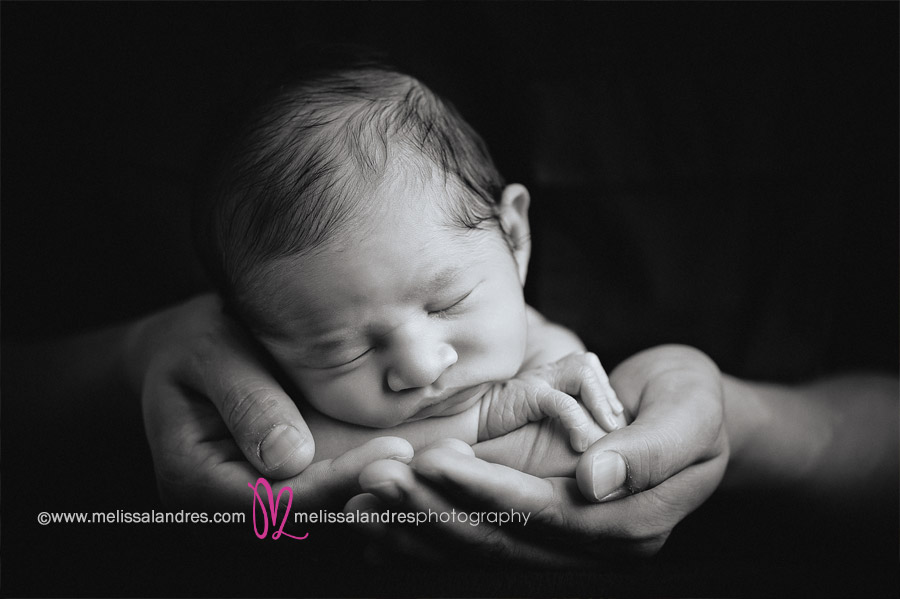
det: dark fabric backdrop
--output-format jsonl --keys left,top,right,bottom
{"left": 2, "top": 3, "right": 897, "bottom": 597}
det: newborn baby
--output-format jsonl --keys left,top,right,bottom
{"left": 193, "top": 58, "right": 626, "bottom": 468}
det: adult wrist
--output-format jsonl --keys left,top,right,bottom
{"left": 720, "top": 375, "right": 770, "bottom": 489}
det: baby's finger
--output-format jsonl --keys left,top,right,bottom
{"left": 587, "top": 352, "right": 625, "bottom": 416}
{"left": 532, "top": 387, "right": 606, "bottom": 452}
{"left": 553, "top": 355, "right": 620, "bottom": 432}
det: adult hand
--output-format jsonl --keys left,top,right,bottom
{"left": 347, "top": 345, "right": 729, "bottom": 565}
{"left": 130, "top": 294, "right": 413, "bottom": 508}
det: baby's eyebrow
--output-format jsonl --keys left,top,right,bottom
{"left": 420, "top": 266, "right": 464, "bottom": 296}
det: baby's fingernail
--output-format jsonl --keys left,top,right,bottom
{"left": 574, "top": 435, "right": 589, "bottom": 453}
{"left": 590, "top": 451, "right": 627, "bottom": 501}
{"left": 610, "top": 392, "right": 625, "bottom": 415}
{"left": 601, "top": 407, "right": 620, "bottom": 430}
{"left": 260, "top": 425, "right": 306, "bottom": 470}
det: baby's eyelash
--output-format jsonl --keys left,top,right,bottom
{"left": 428, "top": 290, "right": 473, "bottom": 317}
{"left": 320, "top": 347, "right": 371, "bottom": 370}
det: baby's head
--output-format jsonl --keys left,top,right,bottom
{"left": 195, "top": 58, "right": 533, "bottom": 427}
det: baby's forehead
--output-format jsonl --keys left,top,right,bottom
{"left": 247, "top": 219, "right": 497, "bottom": 341}
{"left": 340, "top": 156, "right": 476, "bottom": 231}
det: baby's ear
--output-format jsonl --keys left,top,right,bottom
{"left": 499, "top": 183, "right": 531, "bottom": 285}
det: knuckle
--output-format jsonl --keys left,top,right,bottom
{"left": 221, "top": 383, "right": 279, "bottom": 436}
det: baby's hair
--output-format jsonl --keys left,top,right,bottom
{"left": 193, "top": 49, "right": 507, "bottom": 322}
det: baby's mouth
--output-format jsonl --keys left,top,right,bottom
{"left": 411, "top": 383, "right": 489, "bottom": 420}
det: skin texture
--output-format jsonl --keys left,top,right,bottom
{"left": 12, "top": 290, "right": 894, "bottom": 560}
{"left": 242, "top": 172, "right": 621, "bottom": 458}
{"left": 346, "top": 347, "right": 898, "bottom": 565}
{"left": 249, "top": 173, "right": 532, "bottom": 429}
{"left": 11, "top": 171, "right": 892, "bottom": 562}
{"left": 347, "top": 344, "right": 731, "bottom": 564}
{"left": 131, "top": 294, "right": 416, "bottom": 510}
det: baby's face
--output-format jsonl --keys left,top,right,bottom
{"left": 247, "top": 176, "right": 529, "bottom": 428}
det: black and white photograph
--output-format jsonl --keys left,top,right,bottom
{"left": 2, "top": 2, "right": 897, "bottom": 597}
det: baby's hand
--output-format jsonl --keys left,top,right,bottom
{"left": 478, "top": 352, "right": 627, "bottom": 452}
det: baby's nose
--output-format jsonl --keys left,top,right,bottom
{"left": 386, "top": 338, "right": 458, "bottom": 392}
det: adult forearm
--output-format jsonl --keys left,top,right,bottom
{"left": 722, "top": 372, "right": 898, "bottom": 502}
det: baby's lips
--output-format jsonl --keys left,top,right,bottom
{"left": 412, "top": 383, "right": 489, "bottom": 419}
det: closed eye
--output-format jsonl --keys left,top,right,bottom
{"left": 317, "top": 347, "right": 372, "bottom": 370}
{"left": 428, "top": 289, "right": 474, "bottom": 317}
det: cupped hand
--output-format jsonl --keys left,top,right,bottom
{"left": 346, "top": 345, "right": 729, "bottom": 565}
{"left": 131, "top": 294, "right": 413, "bottom": 509}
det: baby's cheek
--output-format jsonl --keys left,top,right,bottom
{"left": 293, "top": 366, "right": 399, "bottom": 428}
{"left": 467, "top": 305, "right": 528, "bottom": 380}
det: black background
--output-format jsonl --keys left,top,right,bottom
{"left": 2, "top": 2, "right": 898, "bottom": 597}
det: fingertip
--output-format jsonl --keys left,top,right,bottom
{"left": 569, "top": 429, "right": 589, "bottom": 453}
{"left": 607, "top": 387, "right": 625, "bottom": 416}
{"left": 604, "top": 409, "right": 622, "bottom": 431}
{"left": 344, "top": 492, "right": 384, "bottom": 515}
{"left": 576, "top": 449, "right": 628, "bottom": 502}
{"left": 359, "top": 458, "right": 415, "bottom": 502}
{"left": 423, "top": 438, "right": 475, "bottom": 456}
{"left": 576, "top": 422, "right": 606, "bottom": 452}
{"left": 361, "top": 436, "right": 415, "bottom": 463}
{"left": 410, "top": 444, "right": 472, "bottom": 479}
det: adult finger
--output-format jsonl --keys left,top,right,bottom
{"left": 357, "top": 453, "right": 595, "bottom": 566}
{"left": 185, "top": 325, "right": 317, "bottom": 479}
{"left": 576, "top": 364, "right": 726, "bottom": 501}
{"left": 281, "top": 436, "right": 414, "bottom": 508}
{"left": 397, "top": 444, "right": 723, "bottom": 556}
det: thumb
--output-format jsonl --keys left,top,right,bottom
{"left": 575, "top": 391, "right": 721, "bottom": 502}
{"left": 212, "top": 371, "right": 316, "bottom": 479}
{"left": 576, "top": 345, "right": 726, "bottom": 502}
{"left": 197, "top": 329, "right": 316, "bottom": 478}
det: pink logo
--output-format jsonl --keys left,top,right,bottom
{"left": 248, "top": 478, "right": 308, "bottom": 540}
